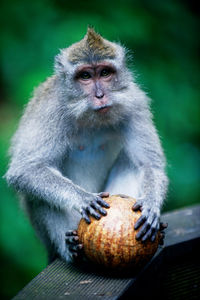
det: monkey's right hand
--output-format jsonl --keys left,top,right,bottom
{"left": 79, "top": 192, "right": 110, "bottom": 224}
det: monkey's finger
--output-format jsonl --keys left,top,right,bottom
{"left": 146, "top": 212, "right": 157, "bottom": 228}
{"left": 151, "top": 223, "right": 160, "bottom": 242}
{"left": 134, "top": 215, "right": 146, "bottom": 230}
{"left": 96, "top": 197, "right": 110, "bottom": 208}
{"left": 91, "top": 201, "right": 107, "bottom": 216}
{"left": 159, "top": 233, "right": 165, "bottom": 245}
{"left": 159, "top": 239, "right": 164, "bottom": 246}
{"left": 66, "top": 236, "right": 79, "bottom": 244}
{"left": 69, "top": 244, "right": 83, "bottom": 252}
{"left": 135, "top": 221, "right": 150, "bottom": 240}
{"left": 141, "top": 227, "right": 154, "bottom": 242}
{"left": 87, "top": 206, "right": 101, "bottom": 220}
{"left": 81, "top": 210, "right": 91, "bottom": 224}
{"left": 141, "top": 217, "right": 160, "bottom": 242}
{"left": 65, "top": 230, "right": 77, "bottom": 237}
{"left": 72, "top": 252, "right": 83, "bottom": 262}
{"left": 160, "top": 222, "right": 168, "bottom": 230}
{"left": 98, "top": 192, "right": 109, "bottom": 198}
{"left": 132, "top": 203, "right": 142, "bottom": 211}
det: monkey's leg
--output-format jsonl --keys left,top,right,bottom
{"left": 65, "top": 230, "right": 83, "bottom": 260}
{"left": 104, "top": 151, "right": 141, "bottom": 198}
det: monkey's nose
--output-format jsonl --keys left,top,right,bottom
{"left": 95, "top": 89, "right": 104, "bottom": 99}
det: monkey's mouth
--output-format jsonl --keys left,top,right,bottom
{"left": 94, "top": 104, "right": 112, "bottom": 114}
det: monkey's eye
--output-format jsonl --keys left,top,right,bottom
{"left": 100, "top": 68, "right": 111, "bottom": 77}
{"left": 79, "top": 71, "right": 91, "bottom": 80}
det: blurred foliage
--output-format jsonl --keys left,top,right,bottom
{"left": 0, "top": 0, "right": 199, "bottom": 298}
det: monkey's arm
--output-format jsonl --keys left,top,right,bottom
{"left": 6, "top": 160, "right": 108, "bottom": 221}
{"left": 126, "top": 111, "right": 168, "bottom": 241}
{"left": 106, "top": 108, "right": 168, "bottom": 241}
{"left": 5, "top": 99, "right": 109, "bottom": 221}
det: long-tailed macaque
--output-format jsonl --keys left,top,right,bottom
{"left": 5, "top": 28, "right": 168, "bottom": 262}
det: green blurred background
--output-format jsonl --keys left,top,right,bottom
{"left": 0, "top": 0, "right": 199, "bottom": 298}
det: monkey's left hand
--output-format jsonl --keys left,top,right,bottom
{"left": 133, "top": 203, "right": 164, "bottom": 242}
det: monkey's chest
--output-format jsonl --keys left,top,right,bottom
{"left": 63, "top": 136, "right": 122, "bottom": 192}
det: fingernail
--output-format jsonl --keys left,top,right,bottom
{"left": 104, "top": 192, "right": 109, "bottom": 197}
{"left": 136, "top": 233, "right": 140, "bottom": 240}
{"left": 134, "top": 222, "right": 140, "bottom": 229}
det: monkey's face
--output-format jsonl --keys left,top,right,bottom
{"left": 75, "top": 62, "right": 115, "bottom": 112}
{"left": 67, "top": 62, "right": 132, "bottom": 127}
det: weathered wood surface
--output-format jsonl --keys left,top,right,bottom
{"left": 162, "top": 204, "right": 200, "bottom": 247}
{"left": 12, "top": 204, "right": 200, "bottom": 300}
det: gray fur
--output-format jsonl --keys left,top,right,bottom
{"left": 5, "top": 37, "right": 168, "bottom": 262}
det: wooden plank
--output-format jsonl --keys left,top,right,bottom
{"left": 162, "top": 204, "right": 200, "bottom": 247}
{"left": 12, "top": 204, "right": 200, "bottom": 300}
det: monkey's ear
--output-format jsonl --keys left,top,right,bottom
{"left": 54, "top": 52, "right": 65, "bottom": 75}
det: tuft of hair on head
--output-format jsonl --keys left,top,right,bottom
{"left": 67, "top": 27, "right": 116, "bottom": 63}
{"left": 54, "top": 27, "right": 126, "bottom": 76}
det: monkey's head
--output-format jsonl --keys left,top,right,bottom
{"left": 55, "top": 28, "right": 134, "bottom": 128}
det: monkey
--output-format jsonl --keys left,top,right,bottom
{"left": 5, "top": 28, "right": 168, "bottom": 263}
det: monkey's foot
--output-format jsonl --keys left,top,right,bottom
{"left": 65, "top": 230, "right": 83, "bottom": 260}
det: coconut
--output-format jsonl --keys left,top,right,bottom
{"left": 78, "top": 195, "right": 160, "bottom": 269}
